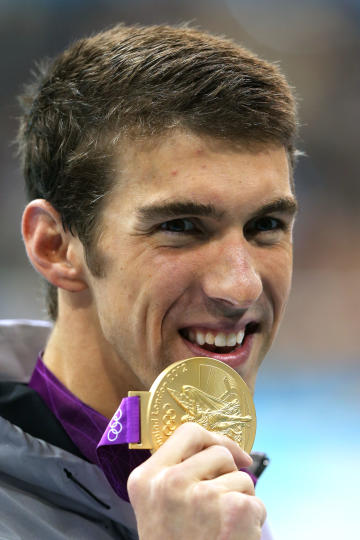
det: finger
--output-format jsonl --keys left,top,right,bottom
{"left": 206, "top": 470, "right": 255, "bottom": 496}
{"left": 222, "top": 492, "right": 267, "bottom": 528}
{"left": 150, "top": 422, "right": 252, "bottom": 470}
{"left": 175, "top": 444, "right": 238, "bottom": 481}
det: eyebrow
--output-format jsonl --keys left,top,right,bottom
{"left": 135, "top": 196, "right": 298, "bottom": 224}
{"left": 135, "top": 201, "right": 225, "bottom": 224}
{"left": 254, "top": 197, "right": 298, "bottom": 218}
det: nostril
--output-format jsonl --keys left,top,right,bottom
{"left": 205, "top": 297, "right": 249, "bottom": 319}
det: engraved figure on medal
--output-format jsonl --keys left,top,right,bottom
{"left": 167, "top": 379, "right": 252, "bottom": 446}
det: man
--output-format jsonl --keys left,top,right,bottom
{"left": 0, "top": 23, "right": 298, "bottom": 539}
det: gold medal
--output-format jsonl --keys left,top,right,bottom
{"left": 129, "top": 357, "right": 256, "bottom": 453}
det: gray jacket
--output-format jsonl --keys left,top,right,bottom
{"left": 0, "top": 320, "right": 274, "bottom": 540}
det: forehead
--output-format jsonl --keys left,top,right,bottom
{"left": 110, "top": 131, "right": 293, "bottom": 211}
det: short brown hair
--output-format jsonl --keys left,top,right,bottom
{"left": 17, "top": 23, "right": 298, "bottom": 319}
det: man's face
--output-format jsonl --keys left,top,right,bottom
{"left": 86, "top": 132, "right": 296, "bottom": 394}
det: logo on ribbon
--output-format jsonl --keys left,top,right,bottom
{"left": 107, "top": 408, "right": 123, "bottom": 442}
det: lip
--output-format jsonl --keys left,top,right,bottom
{"left": 180, "top": 331, "right": 255, "bottom": 370}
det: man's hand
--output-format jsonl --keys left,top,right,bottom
{"left": 127, "top": 423, "right": 266, "bottom": 540}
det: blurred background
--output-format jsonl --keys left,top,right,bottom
{"left": 0, "top": 1, "right": 358, "bottom": 538}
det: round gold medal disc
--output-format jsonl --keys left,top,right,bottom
{"left": 145, "top": 357, "right": 256, "bottom": 453}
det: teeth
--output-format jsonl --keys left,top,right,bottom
{"left": 205, "top": 332, "right": 215, "bottom": 345}
{"left": 214, "top": 332, "right": 226, "bottom": 347}
{"left": 237, "top": 330, "right": 245, "bottom": 344}
{"left": 226, "top": 333, "right": 237, "bottom": 347}
{"left": 186, "top": 328, "right": 246, "bottom": 348}
{"left": 196, "top": 331, "right": 205, "bottom": 346}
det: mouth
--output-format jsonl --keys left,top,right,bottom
{"left": 179, "top": 322, "right": 260, "bottom": 368}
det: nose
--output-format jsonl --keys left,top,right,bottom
{"left": 200, "top": 233, "right": 262, "bottom": 313}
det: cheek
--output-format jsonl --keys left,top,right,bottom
{"left": 262, "top": 248, "right": 293, "bottom": 315}
{"left": 147, "top": 255, "right": 197, "bottom": 306}
{"left": 153, "top": 244, "right": 200, "bottom": 280}
{"left": 277, "top": 258, "right": 293, "bottom": 314}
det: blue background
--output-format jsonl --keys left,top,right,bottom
{"left": 255, "top": 358, "right": 360, "bottom": 538}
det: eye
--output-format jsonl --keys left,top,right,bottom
{"left": 252, "top": 216, "right": 283, "bottom": 232}
{"left": 244, "top": 216, "right": 286, "bottom": 240}
{"left": 159, "top": 218, "right": 197, "bottom": 233}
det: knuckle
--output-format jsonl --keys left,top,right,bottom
{"left": 223, "top": 492, "right": 254, "bottom": 519}
{"left": 128, "top": 464, "right": 188, "bottom": 507}
{"left": 225, "top": 492, "right": 266, "bottom": 529}
{"left": 218, "top": 493, "right": 257, "bottom": 538}
{"left": 192, "top": 480, "right": 218, "bottom": 505}
{"left": 127, "top": 465, "right": 145, "bottom": 501}
{"left": 153, "top": 465, "right": 187, "bottom": 496}
{"left": 212, "top": 444, "right": 236, "bottom": 468}
{"left": 238, "top": 471, "right": 256, "bottom": 495}
{"left": 231, "top": 493, "right": 251, "bottom": 515}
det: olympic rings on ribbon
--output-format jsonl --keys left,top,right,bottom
{"left": 107, "top": 408, "right": 123, "bottom": 442}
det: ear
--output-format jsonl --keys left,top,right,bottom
{"left": 22, "top": 199, "right": 88, "bottom": 292}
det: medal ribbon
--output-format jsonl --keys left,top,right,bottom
{"left": 96, "top": 396, "right": 151, "bottom": 502}
{"left": 97, "top": 395, "right": 140, "bottom": 450}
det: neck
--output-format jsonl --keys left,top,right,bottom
{"left": 43, "top": 290, "right": 141, "bottom": 419}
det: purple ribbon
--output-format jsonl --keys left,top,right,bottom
{"left": 96, "top": 395, "right": 150, "bottom": 502}
{"left": 97, "top": 395, "right": 140, "bottom": 448}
